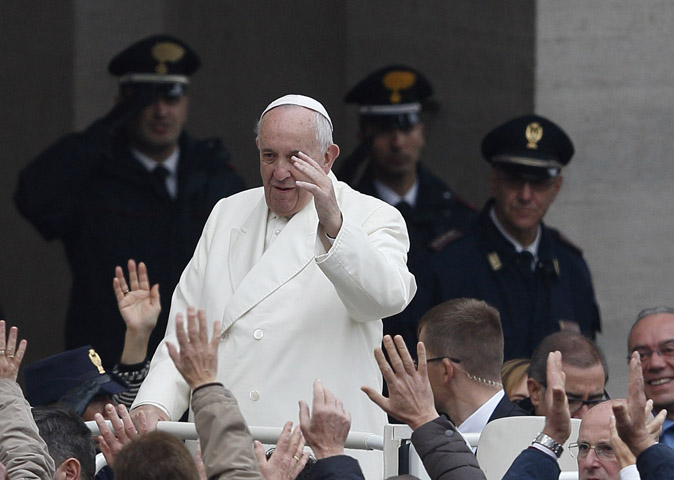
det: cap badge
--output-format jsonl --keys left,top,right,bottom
{"left": 525, "top": 122, "right": 543, "bottom": 149}
{"left": 151, "top": 42, "right": 185, "bottom": 75}
{"left": 382, "top": 71, "right": 416, "bottom": 104}
{"left": 88, "top": 349, "right": 105, "bottom": 374}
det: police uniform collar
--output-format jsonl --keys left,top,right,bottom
{"left": 372, "top": 178, "right": 418, "bottom": 208}
{"left": 132, "top": 147, "right": 179, "bottom": 175}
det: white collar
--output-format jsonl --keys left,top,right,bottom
{"left": 373, "top": 178, "right": 419, "bottom": 207}
{"left": 132, "top": 147, "right": 180, "bottom": 175}
{"left": 457, "top": 389, "right": 505, "bottom": 435}
{"left": 489, "top": 206, "right": 541, "bottom": 256}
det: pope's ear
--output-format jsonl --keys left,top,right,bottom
{"left": 323, "top": 144, "right": 340, "bottom": 173}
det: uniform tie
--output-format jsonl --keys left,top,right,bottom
{"left": 516, "top": 251, "right": 535, "bottom": 278}
{"left": 152, "top": 165, "right": 171, "bottom": 198}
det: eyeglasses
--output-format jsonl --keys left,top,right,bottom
{"left": 414, "top": 356, "right": 462, "bottom": 368}
{"left": 566, "top": 391, "right": 610, "bottom": 414}
{"left": 569, "top": 442, "right": 615, "bottom": 459}
{"left": 540, "top": 381, "right": 609, "bottom": 414}
{"left": 628, "top": 341, "right": 674, "bottom": 363}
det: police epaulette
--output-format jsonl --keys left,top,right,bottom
{"left": 429, "top": 228, "right": 466, "bottom": 252}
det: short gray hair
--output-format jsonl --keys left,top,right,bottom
{"left": 628, "top": 306, "right": 674, "bottom": 351}
{"left": 254, "top": 105, "right": 333, "bottom": 154}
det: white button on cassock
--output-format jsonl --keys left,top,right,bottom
{"left": 253, "top": 329, "right": 264, "bottom": 340}
{"left": 250, "top": 390, "right": 260, "bottom": 401}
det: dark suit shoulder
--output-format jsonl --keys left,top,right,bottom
{"left": 488, "top": 394, "right": 531, "bottom": 422}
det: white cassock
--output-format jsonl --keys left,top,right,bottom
{"left": 133, "top": 172, "right": 416, "bottom": 478}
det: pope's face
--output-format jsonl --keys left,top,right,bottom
{"left": 257, "top": 106, "right": 330, "bottom": 217}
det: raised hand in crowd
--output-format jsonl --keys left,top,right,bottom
{"left": 299, "top": 379, "right": 352, "bottom": 459}
{"left": 0, "top": 320, "right": 27, "bottom": 381}
{"left": 166, "top": 307, "right": 220, "bottom": 390}
{"left": 361, "top": 335, "right": 439, "bottom": 430}
{"left": 114, "top": 259, "right": 160, "bottom": 365}
{"left": 254, "top": 421, "right": 309, "bottom": 480}
{"left": 611, "top": 352, "right": 667, "bottom": 457}
{"left": 540, "top": 351, "right": 571, "bottom": 446}
{"left": 94, "top": 403, "right": 149, "bottom": 467}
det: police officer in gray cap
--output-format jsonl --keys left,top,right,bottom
{"left": 414, "top": 114, "right": 601, "bottom": 360}
{"left": 15, "top": 34, "right": 246, "bottom": 366}
{"left": 339, "top": 65, "right": 477, "bottom": 355}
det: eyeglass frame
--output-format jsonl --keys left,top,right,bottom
{"left": 628, "top": 340, "right": 674, "bottom": 363}
{"left": 538, "top": 380, "right": 610, "bottom": 414}
{"left": 568, "top": 441, "right": 615, "bottom": 459}
{"left": 414, "top": 356, "right": 462, "bottom": 368}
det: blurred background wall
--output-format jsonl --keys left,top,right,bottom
{"left": 1, "top": 1, "right": 672, "bottom": 394}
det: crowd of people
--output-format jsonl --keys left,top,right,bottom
{"left": 2, "top": 33, "right": 673, "bottom": 480}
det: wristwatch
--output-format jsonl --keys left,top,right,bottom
{"left": 532, "top": 432, "right": 564, "bottom": 458}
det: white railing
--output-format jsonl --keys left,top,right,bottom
{"left": 86, "top": 421, "right": 578, "bottom": 479}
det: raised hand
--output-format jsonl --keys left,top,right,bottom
{"left": 254, "top": 421, "right": 310, "bottom": 480}
{"left": 114, "top": 259, "right": 160, "bottom": 364}
{"left": 292, "top": 151, "right": 342, "bottom": 239}
{"left": 361, "top": 335, "right": 438, "bottom": 430}
{"left": 299, "top": 379, "right": 351, "bottom": 459}
{"left": 166, "top": 307, "right": 221, "bottom": 390}
{"left": 0, "top": 320, "right": 27, "bottom": 382}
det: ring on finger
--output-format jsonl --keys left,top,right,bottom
{"left": 293, "top": 455, "right": 301, "bottom": 461}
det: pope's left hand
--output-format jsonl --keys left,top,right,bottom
{"left": 292, "top": 152, "right": 342, "bottom": 238}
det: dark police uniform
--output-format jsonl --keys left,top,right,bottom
{"left": 413, "top": 115, "right": 600, "bottom": 360}
{"left": 339, "top": 65, "right": 477, "bottom": 354}
{"left": 14, "top": 35, "right": 245, "bottom": 366}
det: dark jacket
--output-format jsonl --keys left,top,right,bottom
{"left": 410, "top": 416, "right": 486, "bottom": 480}
{"left": 15, "top": 127, "right": 245, "bottom": 366}
{"left": 414, "top": 200, "right": 600, "bottom": 360}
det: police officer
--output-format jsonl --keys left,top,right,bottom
{"left": 415, "top": 115, "right": 601, "bottom": 360}
{"left": 339, "top": 65, "right": 477, "bottom": 353}
{"left": 15, "top": 34, "right": 246, "bottom": 367}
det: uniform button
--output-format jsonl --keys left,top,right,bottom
{"left": 253, "top": 329, "right": 264, "bottom": 340}
{"left": 250, "top": 391, "right": 260, "bottom": 401}
{"left": 444, "top": 429, "right": 454, "bottom": 437}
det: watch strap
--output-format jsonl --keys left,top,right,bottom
{"left": 532, "top": 432, "right": 563, "bottom": 458}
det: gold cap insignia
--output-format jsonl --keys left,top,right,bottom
{"left": 525, "top": 122, "right": 543, "bottom": 149}
{"left": 382, "top": 71, "right": 417, "bottom": 104}
{"left": 487, "top": 252, "right": 502, "bottom": 271}
{"left": 152, "top": 42, "right": 185, "bottom": 75}
{"left": 88, "top": 349, "right": 105, "bottom": 374}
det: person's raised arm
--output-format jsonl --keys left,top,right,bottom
{"left": 115, "top": 259, "right": 160, "bottom": 366}
{"left": 0, "top": 321, "right": 55, "bottom": 480}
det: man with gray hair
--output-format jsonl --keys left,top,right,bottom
{"left": 416, "top": 298, "right": 527, "bottom": 434}
{"left": 132, "top": 94, "right": 416, "bottom": 478}
{"left": 627, "top": 305, "right": 674, "bottom": 448}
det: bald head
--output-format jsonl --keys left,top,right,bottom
{"left": 576, "top": 400, "right": 621, "bottom": 480}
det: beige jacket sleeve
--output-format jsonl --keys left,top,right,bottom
{"left": 192, "top": 383, "right": 264, "bottom": 480}
{"left": 0, "top": 379, "right": 56, "bottom": 480}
